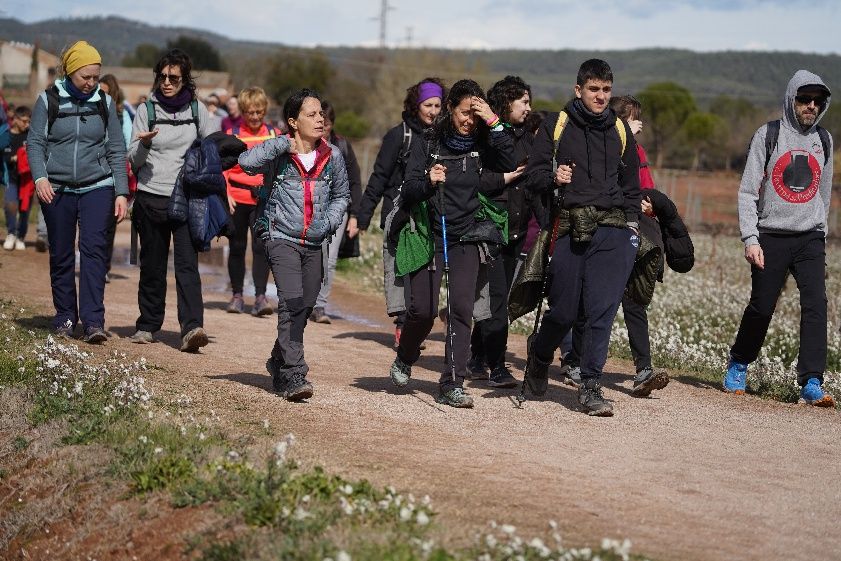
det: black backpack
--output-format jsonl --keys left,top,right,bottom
{"left": 763, "top": 119, "right": 831, "bottom": 170}
{"left": 46, "top": 84, "right": 109, "bottom": 135}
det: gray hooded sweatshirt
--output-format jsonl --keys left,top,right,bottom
{"left": 738, "top": 70, "right": 833, "bottom": 247}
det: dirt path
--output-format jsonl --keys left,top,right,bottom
{"left": 3, "top": 225, "right": 840, "bottom": 561}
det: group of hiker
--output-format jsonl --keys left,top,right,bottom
{"left": 13, "top": 37, "right": 836, "bottom": 416}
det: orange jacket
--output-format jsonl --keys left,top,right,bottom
{"left": 223, "top": 123, "right": 278, "bottom": 205}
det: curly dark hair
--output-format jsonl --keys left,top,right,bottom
{"left": 429, "top": 78, "right": 488, "bottom": 143}
{"left": 487, "top": 75, "right": 531, "bottom": 123}
{"left": 403, "top": 77, "right": 447, "bottom": 118}
{"left": 153, "top": 49, "right": 197, "bottom": 97}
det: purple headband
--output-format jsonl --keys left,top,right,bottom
{"left": 417, "top": 82, "right": 443, "bottom": 105}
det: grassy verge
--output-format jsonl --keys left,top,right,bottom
{"left": 0, "top": 298, "right": 652, "bottom": 560}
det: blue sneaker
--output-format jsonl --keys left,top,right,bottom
{"left": 723, "top": 359, "right": 747, "bottom": 394}
{"left": 801, "top": 378, "right": 835, "bottom": 407}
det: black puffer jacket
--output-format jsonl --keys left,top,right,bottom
{"left": 647, "top": 188, "right": 694, "bottom": 273}
{"left": 358, "top": 112, "right": 425, "bottom": 230}
{"left": 479, "top": 125, "right": 534, "bottom": 244}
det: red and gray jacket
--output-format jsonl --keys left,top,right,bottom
{"left": 237, "top": 135, "right": 350, "bottom": 247}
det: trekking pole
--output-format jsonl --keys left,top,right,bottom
{"left": 438, "top": 182, "right": 457, "bottom": 383}
{"left": 517, "top": 193, "right": 561, "bottom": 406}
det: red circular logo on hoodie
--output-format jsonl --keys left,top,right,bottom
{"left": 770, "top": 150, "right": 821, "bottom": 203}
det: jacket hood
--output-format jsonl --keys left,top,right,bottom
{"left": 401, "top": 111, "right": 426, "bottom": 134}
{"left": 783, "top": 70, "right": 831, "bottom": 133}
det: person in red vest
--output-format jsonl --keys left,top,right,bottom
{"left": 223, "top": 86, "right": 277, "bottom": 316}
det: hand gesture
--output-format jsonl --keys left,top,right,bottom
{"left": 287, "top": 135, "right": 300, "bottom": 155}
{"left": 504, "top": 164, "right": 527, "bottom": 185}
{"left": 470, "top": 96, "right": 495, "bottom": 123}
{"left": 745, "top": 244, "right": 764, "bottom": 270}
{"left": 628, "top": 119, "right": 643, "bottom": 136}
{"left": 136, "top": 129, "right": 159, "bottom": 147}
{"left": 35, "top": 178, "right": 55, "bottom": 204}
{"left": 554, "top": 163, "right": 574, "bottom": 186}
{"left": 114, "top": 196, "right": 128, "bottom": 223}
{"left": 429, "top": 163, "right": 447, "bottom": 185}
{"left": 227, "top": 193, "right": 237, "bottom": 214}
{"left": 346, "top": 216, "right": 359, "bottom": 239}
{"left": 641, "top": 196, "right": 655, "bottom": 217}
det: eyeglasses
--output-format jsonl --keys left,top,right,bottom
{"left": 158, "top": 73, "right": 182, "bottom": 85}
{"left": 795, "top": 94, "right": 826, "bottom": 106}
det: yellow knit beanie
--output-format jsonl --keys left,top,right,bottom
{"left": 62, "top": 41, "right": 102, "bottom": 76}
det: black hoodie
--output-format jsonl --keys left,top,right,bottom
{"left": 526, "top": 101, "right": 641, "bottom": 224}
{"left": 358, "top": 112, "right": 426, "bottom": 230}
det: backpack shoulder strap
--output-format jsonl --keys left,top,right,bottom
{"left": 764, "top": 119, "right": 781, "bottom": 171}
{"left": 190, "top": 100, "right": 200, "bottom": 136}
{"left": 398, "top": 121, "right": 413, "bottom": 165}
{"left": 46, "top": 85, "right": 60, "bottom": 135}
{"left": 817, "top": 125, "right": 831, "bottom": 166}
{"left": 96, "top": 95, "right": 109, "bottom": 133}
{"left": 614, "top": 117, "right": 627, "bottom": 157}
{"left": 145, "top": 100, "right": 156, "bottom": 131}
{"left": 551, "top": 110, "right": 568, "bottom": 174}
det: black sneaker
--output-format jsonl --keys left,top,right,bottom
{"left": 524, "top": 334, "right": 550, "bottom": 396}
{"left": 82, "top": 326, "right": 108, "bottom": 344}
{"left": 578, "top": 379, "right": 613, "bottom": 417}
{"left": 282, "top": 372, "right": 314, "bottom": 401}
{"left": 631, "top": 367, "right": 670, "bottom": 397}
{"left": 466, "top": 356, "right": 488, "bottom": 380}
{"left": 562, "top": 365, "right": 582, "bottom": 388}
{"left": 487, "top": 365, "right": 518, "bottom": 388}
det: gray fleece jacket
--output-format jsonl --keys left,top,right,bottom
{"left": 739, "top": 70, "right": 833, "bottom": 246}
{"left": 127, "top": 92, "right": 220, "bottom": 196}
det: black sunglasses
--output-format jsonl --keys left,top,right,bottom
{"left": 795, "top": 94, "right": 826, "bottom": 105}
{"left": 158, "top": 73, "right": 182, "bottom": 85}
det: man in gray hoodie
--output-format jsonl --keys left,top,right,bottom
{"left": 724, "top": 70, "right": 834, "bottom": 407}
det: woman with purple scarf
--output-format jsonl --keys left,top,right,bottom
{"left": 127, "top": 49, "right": 220, "bottom": 352}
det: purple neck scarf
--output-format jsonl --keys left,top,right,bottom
{"left": 155, "top": 87, "right": 193, "bottom": 113}
{"left": 64, "top": 78, "right": 96, "bottom": 102}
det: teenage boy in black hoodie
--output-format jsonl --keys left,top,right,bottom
{"left": 524, "top": 59, "right": 641, "bottom": 416}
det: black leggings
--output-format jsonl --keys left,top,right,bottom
{"left": 228, "top": 202, "right": 270, "bottom": 295}
{"left": 397, "top": 243, "right": 480, "bottom": 392}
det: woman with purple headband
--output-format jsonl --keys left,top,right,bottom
{"left": 357, "top": 78, "right": 447, "bottom": 348}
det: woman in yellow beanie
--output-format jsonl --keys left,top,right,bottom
{"left": 26, "top": 40, "right": 129, "bottom": 343}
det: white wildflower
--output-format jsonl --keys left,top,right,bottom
{"left": 416, "top": 511, "right": 429, "bottom": 525}
{"left": 399, "top": 506, "right": 412, "bottom": 521}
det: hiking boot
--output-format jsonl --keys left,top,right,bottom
{"left": 488, "top": 365, "right": 518, "bottom": 388}
{"left": 631, "top": 367, "right": 670, "bottom": 397}
{"left": 82, "top": 326, "right": 108, "bottom": 344}
{"left": 436, "top": 387, "right": 474, "bottom": 408}
{"left": 252, "top": 294, "right": 273, "bottom": 317}
{"left": 563, "top": 365, "right": 582, "bottom": 388}
{"left": 389, "top": 356, "right": 412, "bottom": 387}
{"left": 14, "top": 238, "right": 25, "bottom": 251}
{"left": 54, "top": 320, "right": 75, "bottom": 339}
{"left": 578, "top": 379, "right": 614, "bottom": 417}
{"left": 310, "top": 307, "right": 331, "bottom": 324}
{"left": 723, "top": 359, "right": 748, "bottom": 394}
{"left": 3, "top": 234, "right": 16, "bottom": 251}
{"left": 227, "top": 294, "right": 244, "bottom": 314}
{"left": 35, "top": 237, "right": 47, "bottom": 253}
{"left": 129, "top": 330, "right": 154, "bottom": 344}
{"left": 466, "top": 356, "right": 488, "bottom": 380}
{"left": 524, "top": 334, "right": 550, "bottom": 396}
{"left": 180, "top": 327, "right": 209, "bottom": 352}
{"left": 266, "top": 357, "right": 286, "bottom": 393}
{"left": 801, "top": 378, "right": 835, "bottom": 407}
{"left": 281, "top": 371, "right": 313, "bottom": 401}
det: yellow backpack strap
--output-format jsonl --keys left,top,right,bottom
{"left": 614, "top": 117, "right": 627, "bottom": 157}
{"left": 551, "top": 110, "right": 568, "bottom": 174}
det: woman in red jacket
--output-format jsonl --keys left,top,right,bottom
{"left": 223, "top": 87, "right": 277, "bottom": 316}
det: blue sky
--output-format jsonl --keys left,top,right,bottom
{"left": 8, "top": 0, "right": 841, "bottom": 53}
